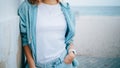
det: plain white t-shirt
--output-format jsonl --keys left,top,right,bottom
{"left": 36, "top": 2, "right": 67, "bottom": 63}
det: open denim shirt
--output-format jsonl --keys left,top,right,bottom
{"left": 18, "top": 0, "right": 79, "bottom": 68}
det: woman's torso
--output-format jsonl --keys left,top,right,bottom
{"left": 36, "top": 2, "right": 67, "bottom": 63}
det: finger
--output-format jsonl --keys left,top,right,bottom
{"left": 64, "top": 55, "right": 73, "bottom": 64}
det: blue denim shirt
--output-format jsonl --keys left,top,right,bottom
{"left": 18, "top": 0, "right": 79, "bottom": 68}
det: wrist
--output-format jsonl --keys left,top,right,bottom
{"left": 68, "top": 51, "right": 75, "bottom": 58}
{"left": 68, "top": 49, "right": 77, "bottom": 55}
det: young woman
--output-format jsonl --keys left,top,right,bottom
{"left": 18, "top": 0, "right": 79, "bottom": 68}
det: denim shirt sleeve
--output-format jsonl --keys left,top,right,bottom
{"left": 18, "top": 2, "right": 28, "bottom": 46}
{"left": 66, "top": 3, "right": 76, "bottom": 49}
{"left": 66, "top": 3, "right": 79, "bottom": 67}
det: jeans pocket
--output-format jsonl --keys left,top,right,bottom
{"left": 62, "top": 61, "right": 73, "bottom": 68}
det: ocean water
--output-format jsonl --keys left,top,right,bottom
{"left": 71, "top": 6, "right": 120, "bottom": 16}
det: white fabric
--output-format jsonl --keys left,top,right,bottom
{"left": 36, "top": 2, "right": 67, "bottom": 63}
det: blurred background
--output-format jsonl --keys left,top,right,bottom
{"left": 0, "top": 0, "right": 120, "bottom": 68}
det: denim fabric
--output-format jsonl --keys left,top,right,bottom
{"left": 36, "top": 50, "right": 76, "bottom": 68}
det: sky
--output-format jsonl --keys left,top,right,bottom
{"left": 63, "top": 0, "right": 120, "bottom": 6}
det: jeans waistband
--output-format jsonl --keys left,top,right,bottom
{"left": 36, "top": 50, "right": 67, "bottom": 68}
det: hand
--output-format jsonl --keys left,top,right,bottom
{"left": 29, "top": 64, "right": 36, "bottom": 68}
{"left": 64, "top": 52, "right": 75, "bottom": 64}
{"left": 28, "top": 60, "right": 36, "bottom": 68}
{"left": 64, "top": 43, "right": 76, "bottom": 64}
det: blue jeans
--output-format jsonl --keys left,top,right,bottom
{"left": 36, "top": 50, "right": 76, "bottom": 68}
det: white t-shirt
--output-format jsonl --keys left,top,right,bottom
{"left": 36, "top": 2, "right": 67, "bottom": 63}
